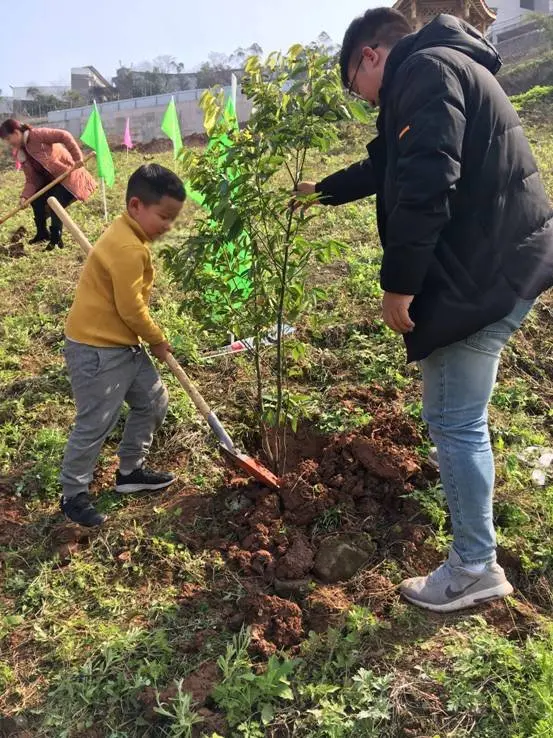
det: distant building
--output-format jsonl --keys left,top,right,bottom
{"left": 71, "top": 66, "right": 114, "bottom": 102}
{"left": 9, "top": 84, "right": 69, "bottom": 101}
{"left": 0, "top": 98, "right": 13, "bottom": 115}
{"left": 489, "top": 0, "right": 550, "bottom": 30}
{"left": 393, "top": 0, "right": 496, "bottom": 32}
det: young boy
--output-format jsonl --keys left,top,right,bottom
{"left": 59, "top": 163, "right": 186, "bottom": 527}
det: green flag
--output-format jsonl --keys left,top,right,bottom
{"left": 80, "top": 102, "right": 115, "bottom": 187}
{"left": 161, "top": 97, "right": 183, "bottom": 159}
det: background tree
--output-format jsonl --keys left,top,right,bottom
{"left": 62, "top": 90, "right": 84, "bottom": 108}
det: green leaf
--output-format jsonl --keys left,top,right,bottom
{"left": 223, "top": 208, "right": 239, "bottom": 232}
{"left": 348, "top": 99, "right": 373, "bottom": 124}
{"left": 288, "top": 43, "right": 304, "bottom": 59}
{"left": 260, "top": 703, "right": 274, "bottom": 725}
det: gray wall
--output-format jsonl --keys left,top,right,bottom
{"left": 497, "top": 28, "right": 551, "bottom": 60}
{"left": 47, "top": 87, "right": 252, "bottom": 144}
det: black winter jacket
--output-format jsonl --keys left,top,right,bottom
{"left": 317, "top": 15, "right": 553, "bottom": 361}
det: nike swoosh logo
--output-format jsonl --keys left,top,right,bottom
{"left": 445, "top": 581, "right": 479, "bottom": 599}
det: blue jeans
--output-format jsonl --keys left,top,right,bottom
{"left": 420, "top": 298, "right": 535, "bottom": 565}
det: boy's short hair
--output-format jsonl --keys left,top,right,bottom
{"left": 126, "top": 163, "right": 186, "bottom": 205}
{"left": 340, "top": 7, "right": 412, "bottom": 87}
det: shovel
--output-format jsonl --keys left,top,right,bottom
{"left": 47, "top": 196, "right": 281, "bottom": 490}
{"left": 0, "top": 152, "right": 96, "bottom": 226}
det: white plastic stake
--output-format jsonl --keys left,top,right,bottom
{"left": 101, "top": 178, "right": 108, "bottom": 222}
{"left": 231, "top": 73, "right": 237, "bottom": 110}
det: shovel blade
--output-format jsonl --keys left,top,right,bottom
{"left": 220, "top": 446, "right": 280, "bottom": 489}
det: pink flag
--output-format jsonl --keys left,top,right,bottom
{"left": 123, "top": 118, "right": 133, "bottom": 149}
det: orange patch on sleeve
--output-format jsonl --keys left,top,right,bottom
{"left": 399, "top": 125, "right": 410, "bottom": 140}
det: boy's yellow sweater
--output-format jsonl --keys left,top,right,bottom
{"left": 65, "top": 212, "right": 165, "bottom": 347}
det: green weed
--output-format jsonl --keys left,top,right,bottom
{"left": 212, "top": 628, "right": 296, "bottom": 731}
{"left": 154, "top": 681, "right": 203, "bottom": 737}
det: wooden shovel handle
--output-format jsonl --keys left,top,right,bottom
{"left": 162, "top": 355, "right": 236, "bottom": 450}
{"left": 164, "top": 353, "right": 212, "bottom": 420}
{"left": 0, "top": 151, "right": 96, "bottom": 226}
{"left": 47, "top": 196, "right": 93, "bottom": 255}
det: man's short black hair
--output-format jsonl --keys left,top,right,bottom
{"left": 340, "top": 7, "right": 412, "bottom": 87}
{"left": 126, "top": 163, "right": 186, "bottom": 205}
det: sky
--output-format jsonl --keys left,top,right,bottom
{"left": 0, "top": 0, "right": 390, "bottom": 94}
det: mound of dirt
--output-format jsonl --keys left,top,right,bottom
{"left": 189, "top": 392, "right": 431, "bottom": 653}
{"left": 124, "top": 133, "right": 207, "bottom": 156}
{"left": 138, "top": 659, "right": 220, "bottom": 719}
{"left": 0, "top": 226, "right": 27, "bottom": 258}
{"left": 221, "top": 427, "right": 422, "bottom": 585}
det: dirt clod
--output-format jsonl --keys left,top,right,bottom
{"left": 0, "top": 227, "right": 27, "bottom": 259}
{"left": 273, "top": 577, "right": 312, "bottom": 600}
{"left": 350, "top": 436, "right": 420, "bottom": 481}
{"left": 275, "top": 532, "right": 314, "bottom": 580}
{"left": 240, "top": 593, "right": 303, "bottom": 656}
{"left": 182, "top": 660, "right": 220, "bottom": 706}
{"left": 0, "top": 492, "right": 26, "bottom": 546}
{"left": 306, "top": 585, "right": 352, "bottom": 632}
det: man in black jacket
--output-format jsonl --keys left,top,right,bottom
{"left": 296, "top": 8, "right": 553, "bottom": 612}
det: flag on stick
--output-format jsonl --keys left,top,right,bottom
{"left": 81, "top": 102, "right": 115, "bottom": 188}
{"left": 81, "top": 102, "right": 114, "bottom": 221}
{"left": 161, "top": 97, "right": 182, "bottom": 159}
{"left": 123, "top": 117, "right": 133, "bottom": 150}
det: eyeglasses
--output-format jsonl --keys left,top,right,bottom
{"left": 347, "top": 45, "right": 379, "bottom": 99}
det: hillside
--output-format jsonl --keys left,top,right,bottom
{"left": 0, "top": 110, "right": 553, "bottom": 737}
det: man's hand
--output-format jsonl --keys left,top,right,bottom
{"left": 149, "top": 340, "right": 173, "bottom": 362}
{"left": 382, "top": 292, "right": 415, "bottom": 334}
{"left": 290, "top": 181, "right": 319, "bottom": 211}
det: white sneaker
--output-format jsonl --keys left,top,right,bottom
{"left": 428, "top": 447, "right": 439, "bottom": 470}
{"left": 399, "top": 549, "right": 513, "bottom": 613}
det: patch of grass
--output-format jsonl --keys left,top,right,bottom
{"left": 20, "top": 426, "right": 67, "bottom": 498}
{"left": 44, "top": 627, "right": 174, "bottom": 736}
{"left": 511, "top": 85, "right": 553, "bottom": 112}
{"left": 430, "top": 616, "right": 553, "bottom": 737}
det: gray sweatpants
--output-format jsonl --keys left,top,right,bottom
{"left": 60, "top": 340, "right": 169, "bottom": 498}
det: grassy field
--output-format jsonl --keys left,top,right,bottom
{"left": 1, "top": 113, "right": 553, "bottom": 738}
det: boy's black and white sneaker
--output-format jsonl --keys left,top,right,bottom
{"left": 115, "top": 467, "right": 175, "bottom": 494}
{"left": 60, "top": 493, "right": 106, "bottom": 527}
{"left": 45, "top": 238, "right": 64, "bottom": 251}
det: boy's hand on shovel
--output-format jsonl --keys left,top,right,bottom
{"left": 149, "top": 340, "right": 173, "bottom": 362}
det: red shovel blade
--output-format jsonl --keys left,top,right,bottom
{"left": 220, "top": 446, "right": 280, "bottom": 489}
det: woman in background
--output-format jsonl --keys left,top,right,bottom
{"left": 0, "top": 119, "right": 96, "bottom": 249}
